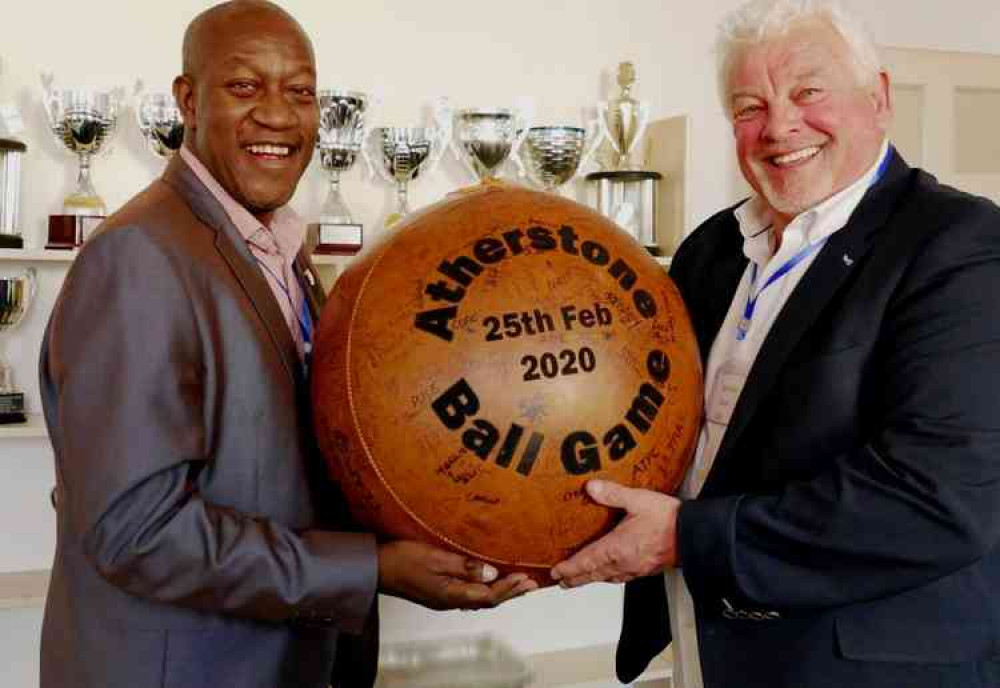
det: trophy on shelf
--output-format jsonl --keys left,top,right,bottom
{"left": 451, "top": 106, "right": 529, "bottom": 185}
{"left": 587, "top": 61, "right": 662, "bottom": 255}
{"left": 41, "top": 74, "right": 122, "bottom": 249}
{"left": 516, "top": 122, "right": 600, "bottom": 195}
{"left": 363, "top": 99, "right": 451, "bottom": 227}
{"left": 0, "top": 138, "right": 26, "bottom": 249}
{"left": 310, "top": 89, "right": 369, "bottom": 254}
{"left": 134, "top": 82, "right": 184, "bottom": 159}
{"left": 0, "top": 267, "right": 35, "bottom": 424}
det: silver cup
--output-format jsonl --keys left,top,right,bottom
{"left": 317, "top": 89, "right": 368, "bottom": 225}
{"left": 365, "top": 126, "right": 443, "bottom": 225}
{"left": 452, "top": 107, "right": 525, "bottom": 183}
{"left": 136, "top": 89, "right": 184, "bottom": 159}
{"left": 41, "top": 75, "right": 122, "bottom": 216}
{"left": 0, "top": 267, "right": 35, "bottom": 424}
{"left": 518, "top": 125, "right": 600, "bottom": 193}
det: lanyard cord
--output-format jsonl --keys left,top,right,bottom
{"left": 253, "top": 256, "right": 313, "bottom": 355}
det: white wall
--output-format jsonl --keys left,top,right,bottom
{"left": 1, "top": 0, "right": 999, "bottom": 684}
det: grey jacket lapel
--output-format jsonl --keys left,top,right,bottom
{"left": 161, "top": 155, "right": 301, "bottom": 384}
{"left": 706, "top": 151, "right": 914, "bottom": 489}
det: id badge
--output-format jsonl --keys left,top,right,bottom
{"left": 706, "top": 359, "right": 750, "bottom": 426}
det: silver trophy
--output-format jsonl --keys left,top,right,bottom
{"left": 312, "top": 89, "right": 368, "bottom": 253}
{"left": 41, "top": 74, "right": 122, "bottom": 216}
{"left": 363, "top": 99, "right": 451, "bottom": 227}
{"left": 0, "top": 267, "right": 35, "bottom": 424}
{"left": 516, "top": 123, "right": 601, "bottom": 193}
{"left": 135, "top": 83, "right": 184, "bottom": 159}
{"left": 451, "top": 107, "right": 528, "bottom": 183}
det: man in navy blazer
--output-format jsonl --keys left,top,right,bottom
{"left": 551, "top": 1, "right": 1000, "bottom": 686}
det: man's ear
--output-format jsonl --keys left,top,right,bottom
{"left": 173, "top": 75, "right": 196, "bottom": 133}
{"left": 872, "top": 70, "right": 892, "bottom": 130}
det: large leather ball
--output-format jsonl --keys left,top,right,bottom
{"left": 312, "top": 183, "right": 702, "bottom": 583}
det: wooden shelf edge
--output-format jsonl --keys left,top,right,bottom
{"left": 0, "top": 414, "right": 49, "bottom": 440}
{"left": 0, "top": 569, "right": 49, "bottom": 610}
{"left": 0, "top": 248, "right": 77, "bottom": 263}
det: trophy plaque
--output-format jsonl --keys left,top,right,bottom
{"left": 42, "top": 75, "right": 122, "bottom": 249}
{"left": 0, "top": 268, "right": 35, "bottom": 424}
{"left": 0, "top": 138, "right": 25, "bottom": 249}
{"left": 587, "top": 62, "right": 661, "bottom": 255}
{"left": 310, "top": 89, "right": 368, "bottom": 254}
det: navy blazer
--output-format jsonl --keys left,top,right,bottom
{"left": 618, "top": 151, "right": 1000, "bottom": 688}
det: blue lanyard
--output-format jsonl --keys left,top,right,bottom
{"left": 736, "top": 239, "right": 826, "bottom": 341}
{"left": 254, "top": 256, "right": 314, "bottom": 359}
{"left": 736, "top": 145, "right": 893, "bottom": 342}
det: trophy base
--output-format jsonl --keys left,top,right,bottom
{"left": 309, "top": 222, "right": 363, "bottom": 255}
{"left": 47, "top": 215, "right": 104, "bottom": 250}
{"left": 0, "top": 234, "right": 23, "bottom": 249}
{"left": 0, "top": 391, "right": 26, "bottom": 424}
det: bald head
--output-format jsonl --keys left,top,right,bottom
{"left": 182, "top": 0, "right": 314, "bottom": 78}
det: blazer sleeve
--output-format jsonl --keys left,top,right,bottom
{"left": 41, "top": 226, "right": 377, "bottom": 632}
{"left": 678, "top": 194, "right": 1000, "bottom": 611}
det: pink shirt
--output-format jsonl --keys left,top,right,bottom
{"left": 179, "top": 146, "right": 309, "bottom": 361}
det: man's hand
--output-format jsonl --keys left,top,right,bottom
{"left": 377, "top": 540, "right": 538, "bottom": 610}
{"left": 550, "top": 480, "right": 681, "bottom": 588}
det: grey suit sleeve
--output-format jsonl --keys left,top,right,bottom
{"left": 678, "top": 200, "right": 1000, "bottom": 611}
{"left": 43, "top": 227, "right": 377, "bottom": 632}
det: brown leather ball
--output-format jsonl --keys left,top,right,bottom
{"left": 311, "top": 183, "right": 702, "bottom": 584}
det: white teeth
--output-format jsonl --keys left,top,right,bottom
{"left": 772, "top": 146, "right": 820, "bottom": 166}
{"left": 246, "top": 144, "right": 291, "bottom": 157}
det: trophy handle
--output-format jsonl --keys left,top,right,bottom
{"left": 596, "top": 101, "right": 621, "bottom": 156}
{"left": 449, "top": 112, "right": 479, "bottom": 181}
{"left": 575, "top": 116, "right": 604, "bottom": 179}
{"left": 631, "top": 101, "right": 651, "bottom": 165}
{"left": 510, "top": 97, "right": 534, "bottom": 178}
{"left": 40, "top": 72, "right": 57, "bottom": 124}
{"left": 427, "top": 96, "right": 453, "bottom": 175}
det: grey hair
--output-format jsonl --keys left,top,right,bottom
{"left": 715, "top": 0, "right": 882, "bottom": 114}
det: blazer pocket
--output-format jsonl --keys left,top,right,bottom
{"left": 836, "top": 614, "right": 996, "bottom": 664}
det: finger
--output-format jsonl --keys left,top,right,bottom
{"left": 487, "top": 573, "right": 533, "bottom": 604}
{"left": 428, "top": 548, "right": 499, "bottom": 583}
{"left": 464, "top": 559, "right": 499, "bottom": 583}
{"left": 586, "top": 479, "right": 632, "bottom": 509}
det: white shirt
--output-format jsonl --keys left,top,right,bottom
{"left": 666, "top": 139, "right": 890, "bottom": 688}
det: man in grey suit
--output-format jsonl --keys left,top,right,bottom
{"left": 38, "top": 3, "right": 535, "bottom": 687}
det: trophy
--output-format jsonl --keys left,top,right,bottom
{"left": 0, "top": 138, "right": 25, "bottom": 249}
{"left": 363, "top": 99, "right": 451, "bottom": 227}
{"left": 588, "top": 62, "right": 662, "bottom": 255}
{"left": 516, "top": 124, "right": 600, "bottom": 194}
{"left": 0, "top": 268, "right": 35, "bottom": 424}
{"left": 135, "top": 84, "right": 184, "bottom": 159}
{"left": 41, "top": 74, "right": 122, "bottom": 249}
{"left": 451, "top": 107, "right": 528, "bottom": 184}
{"left": 310, "top": 89, "right": 368, "bottom": 254}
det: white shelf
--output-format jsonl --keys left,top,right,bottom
{"left": 311, "top": 253, "right": 355, "bottom": 267}
{"left": 527, "top": 642, "right": 671, "bottom": 688}
{"left": 0, "top": 570, "right": 49, "bottom": 611}
{"left": 0, "top": 248, "right": 77, "bottom": 262}
{"left": 0, "top": 414, "right": 48, "bottom": 440}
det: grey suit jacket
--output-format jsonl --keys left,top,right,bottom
{"left": 39, "top": 155, "right": 379, "bottom": 688}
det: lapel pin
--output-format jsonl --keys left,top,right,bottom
{"left": 305, "top": 270, "right": 316, "bottom": 287}
{"left": 842, "top": 253, "right": 854, "bottom": 267}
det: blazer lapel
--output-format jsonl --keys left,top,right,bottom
{"left": 706, "top": 151, "right": 914, "bottom": 488}
{"left": 161, "top": 156, "right": 301, "bottom": 384}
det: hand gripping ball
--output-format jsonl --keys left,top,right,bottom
{"left": 311, "top": 183, "right": 702, "bottom": 584}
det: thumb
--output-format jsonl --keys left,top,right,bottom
{"left": 585, "top": 480, "right": 632, "bottom": 509}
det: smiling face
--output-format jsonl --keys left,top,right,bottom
{"left": 173, "top": 7, "right": 318, "bottom": 225}
{"left": 724, "top": 18, "right": 891, "bottom": 229}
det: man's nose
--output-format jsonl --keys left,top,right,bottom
{"left": 762, "top": 101, "right": 802, "bottom": 141}
{"left": 252, "top": 87, "right": 298, "bottom": 129}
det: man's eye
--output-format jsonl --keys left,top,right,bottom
{"left": 798, "top": 88, "right": 822, "bottom": 101}
{"left": 289, "top": 86, "right": 316, "bottom": 99}
{"left": 228, "top": 82, "right": 257, "bottom": 96}
{"left": 733, "top": 104, "right": 763, "bottom": 121}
